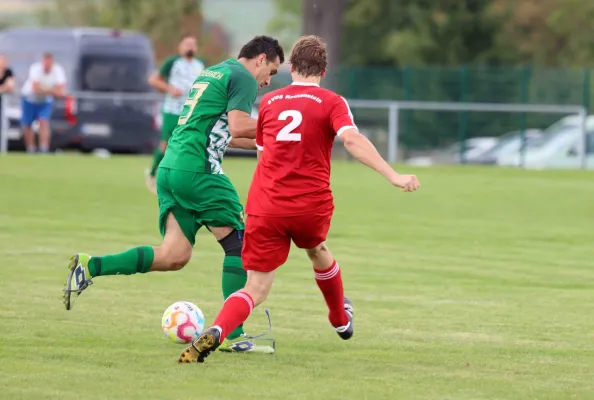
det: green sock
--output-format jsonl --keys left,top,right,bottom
{"left": 88, "top": 246, "right": 154, "bottom": 277}
{"left": 149, "top": 147, "right": 164, "bottom": 177}
{"left": 222, "top": 255, "right": 247, "bottom": 340}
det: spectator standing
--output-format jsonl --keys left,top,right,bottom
{"left": 0, "top": 54, "right": 15, "bottom": 95}
{"left": 21, "top": 53, "right": 66, "bottom": 153}
{"left": 0, "top": 55, "right": 16, "bottom": 142}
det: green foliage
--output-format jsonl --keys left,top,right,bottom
{"left": 35, "top": 0, "right": 223, "bottom": 63}
{"left": 489, "top": 0, "right": 594, "bottom": 67}
{"left": 269, "top": 0, "right": 594, "bottom": 68}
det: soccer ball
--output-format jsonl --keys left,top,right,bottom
{"left": 161, "top": 301, "right": 206, "bottom": 344}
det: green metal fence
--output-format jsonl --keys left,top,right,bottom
{"left": 264, "top": 65, "right": 592, "bottom": 155}
{"left": 334, "top": 66, "right": 591, "bottom": 152}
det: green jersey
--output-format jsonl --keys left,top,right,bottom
{"left": 160, "top": 59, "right": 258, "bottom": 174}
{"left": 159, "top": 55, "right": 206, "bottom": 115}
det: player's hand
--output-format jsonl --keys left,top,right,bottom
{"left": 391, "top": 174, "right": 420, "bottom": 192}
{"left": 168, "top": 87, "right": 183, "bottom": 97}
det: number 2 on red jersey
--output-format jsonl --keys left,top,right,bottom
{"left": 276, "top": 110, "right": 302, "bottom": 142}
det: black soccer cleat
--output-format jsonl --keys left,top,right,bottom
{"left": 178, "top": 327, "right": 222, "bottom": 364}
{"left": 335, "top": 297, "right": 354, "bottom": 340}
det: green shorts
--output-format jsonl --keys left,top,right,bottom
{"left": 160, "top": 112, "right": 179, "bottom": 142}
{"left": 156, "top": 167, "right": 244, "bottom": 245}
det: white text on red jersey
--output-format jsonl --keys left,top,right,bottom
{"left": 267, "top": 93, "right": 323, "bottom": 105}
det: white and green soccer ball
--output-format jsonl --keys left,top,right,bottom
{"left": 161, "top": 301, "right": 206, "bottom": 344}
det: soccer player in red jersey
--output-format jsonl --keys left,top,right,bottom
{"left": 179, "top": 36, "right": 420, "bottom": 363}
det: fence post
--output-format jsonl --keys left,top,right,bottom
{"left": 518, "top": 67, "right": 530, "bottom": 168}
{"left": 0, "top": 94, "right": 7, "bottom": 155}
{"left": 388, "top": 104, "right": 400, "bottom": 164}
{"left": 458, "top": 66, "right": 469, "bottom": 164}
{"left": 582, "top": 68, "right": 590, "bottom": 114}
{"left": 579, "top": 108, "right": 588, "bottom": 170}
{"left": 402, "top": 66, "right": 412, "bottom": 150}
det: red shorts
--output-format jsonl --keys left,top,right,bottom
{"left": 242, "top": 210, "right": 333, "bottom": 273}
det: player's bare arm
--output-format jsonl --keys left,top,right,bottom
{"left": 148, "top": 71, "right": 182, "bottom": 97}
{"left": 228, "top": 109, "right": 257, "bottom": 139}
{"left": 228, "top": 138, "right": 257, "bottom": 150}
{"left": 340, "top": 128, "right": 420, "bottom": 192}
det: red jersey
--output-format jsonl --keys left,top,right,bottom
{"left": 245, "top": 82, "right": 357, "bottom": 217}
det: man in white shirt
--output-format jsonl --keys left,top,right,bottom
{"left": 21, "top": 53, "right": 66, "bottom": 153}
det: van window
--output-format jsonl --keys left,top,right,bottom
{"left": 79, "top": 55, "right": 151, "bottom": 92}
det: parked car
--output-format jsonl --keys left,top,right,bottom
{"left": 468, "top": 129, "right": 543, "bottom": 165}
{"left": 0, "top": 27, "right": 160, "bottom": 153}
{"left": 498, "top": 116, "right": 594, "bottom": 169}
{"left": 406, "top": 137, "right": 498, "bottom": 166}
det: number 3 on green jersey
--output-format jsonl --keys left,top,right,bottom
{"left": 178, "top": 82, "right": 209, "bottom": 125}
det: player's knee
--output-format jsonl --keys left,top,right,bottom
{"left": 218, "top": 229, "right": 243, "bottom": 257}
{"left": 245, "top": 281, "right": 271, "bottom": 306}
{"left": 160, "top": 246, "right": 191, "bottom": 271}
{"left": 244, "top": 271, "right": 274, "bottom": 306}
{"left": 172, "top": 248, "right": 192, "bottom": 270}
{"left": 306, "top": 242, "right": 328, "bottom": 261}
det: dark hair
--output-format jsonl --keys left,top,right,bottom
{"left": 42, "top": 52, "right": 53, "bottom": 59}
{"left": 238, "top": 36, "right": 284, "bottom": 64}
{"left": 290, "top": 35, "right": 327, "bottom": 77}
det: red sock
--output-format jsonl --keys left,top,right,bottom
{"left": 212, "top": 291, "right": 254, "bottom": 341}
{"left": 314, "top": 261, "right": 348, "bottom": 328}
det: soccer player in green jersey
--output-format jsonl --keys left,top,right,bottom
{"left": 145, "top": 34, "right": 206, "bottom": 194}
{"left": 63, "top": 36, "right": 284, "bottom": 354}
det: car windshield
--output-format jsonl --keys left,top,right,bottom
{"left": 79, "top": 55, "right": 152, "bottom": 92}
{"left": 482, "top": 130, "right": 540, "bottom": 157}
{"left": 485, "top": 131, "right": 520, "bottom": 153}
{"left": 526, "top": 125, "right": 577, "bottom": 149}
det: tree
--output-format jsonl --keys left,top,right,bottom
{"left": 340, "top": 0, "right": 503, "bottom": 66}
{"left": 489, "top": 0, "right": 594, "bottom": 67}
{"left": 270, "top": 0, "right": 594, "bottom": 68}
{"left": 270, "top": 0, "right": 504, "bottom": 67}
{"left": 302, "top": 0, "right": 345, "bottom": 69}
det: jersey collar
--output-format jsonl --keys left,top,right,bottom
{"left": 291, "top": 82, "right": 320, "bottom": 87}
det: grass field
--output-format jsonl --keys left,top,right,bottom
{"left": 1, "top": 154, "right": 593, "bottom": 400}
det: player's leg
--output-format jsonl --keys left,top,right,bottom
{"left": 209, "top": 226, "right": 247, "bottom": 342}
{"left": 146, "top": 112, "right": 177, "bottom": 193}
{"left": 179, "top": 215, "right": 289, "bottom": 363}
{"left": 63, "top": 168, "right": 197, "bottom": 310}
{"left": 293, "top": 211, "right": 354, "bottom": 340}
{"left": 201, "top": 174, "right": 249, "bottom": 341}
{"left": 208, "top": 224, "right": 276, "bottom": 353}
{"left": 306, "top": 242, "right": 353, "bottom": 340}
{"left": 20, "top": 98, "right": 37, "bottom": 153}
{"left": 37, "top": 102, "right": 53, "bottom": 153}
